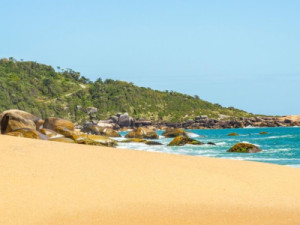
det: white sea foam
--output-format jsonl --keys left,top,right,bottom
{"left": 186, "top": 132, "right": 200, "bottom": 138}
{"left": 216, "top": 142, "right": 227, "bottom": 146}
{"left": 287, "top": 164, "right": 300, "bottom": 168}
{"left": 266, "top": 135, "right": 294, "bottom": 139}
{"left": 112, "top": 137, "right": 126, "bottom": 141}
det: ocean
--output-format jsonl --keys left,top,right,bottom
{"left": 116, "top": 127, "right": 300, "bottom": 168}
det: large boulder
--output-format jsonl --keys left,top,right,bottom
{"left": 227, "top": 143, "right": 262, "bottom": 153}
{"left": 118, "top": 113, "right": 134, "bottom": 127}
{"left": 82, "top": 125, "right": 101, "bottom": 134}
{"left": 55, "top": 127, "right": 84, "bottom": 142}
{"left": 53, "top": 126, "right": 117, "bottom": 147}
{"left": 97, "top": 127, "right": 120, "bottom": 137}
{"left": 162, "top": 128, "right": 187, "bottom": 138}
{"left": 125, "top": 127, "right": 158, "bottom": 139}
{"left": 82, "top": 125, "right": 120, "bottom": 137}
{"left": 43, "top": 117, "right": 74, "bottom": 131}
{"left": 168, "top": 136, "right": 204, "bottom": 146}
{"left": 6, "top": 128, "right": 47, "bottom": 140}
{"left": 83, "top": 134, "right": 118, "bottom": 147}
{"left": 0, "top": 110, "right": 42, "bottom": 134}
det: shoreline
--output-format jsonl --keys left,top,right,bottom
{"left": 1, "top": 135, "right": 300, "bottom": 225}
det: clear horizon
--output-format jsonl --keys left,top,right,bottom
{"left": 1, "top": 0, "right": 299, "bottom": 116}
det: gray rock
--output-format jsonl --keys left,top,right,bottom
{"left": 110, "top": 116, "right": 119, "bottom": 123}
{"left": 118, "top": 113, "right": 134, "bottom": 127}
{"left": 86, "top": 107, "right": 98, "bottom": 114}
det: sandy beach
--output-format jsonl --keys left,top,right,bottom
{"left": 1, "top": 135, "right": 300, "bottom": 225}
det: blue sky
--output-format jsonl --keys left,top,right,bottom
{"left": 1, "top": 0, "right": 299, "bottom": 115}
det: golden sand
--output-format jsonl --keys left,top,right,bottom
{"left": 1, "top": 135, "right": 300, "bottom": 225}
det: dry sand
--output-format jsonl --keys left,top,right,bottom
{"left": 1, "top": 135, "right": 300, "bottom": 225}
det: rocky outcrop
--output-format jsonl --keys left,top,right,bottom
{"left": 104, "top": 112, "right": 135, "bottom": 128}
{"left": 54, "top": 126, "right": 78, "bottom": 140}
{"left": 0, "top": 110, "right": 43, "bottom": 134}
{"left": 118, "top": 113, "right": 134, "bottom": 127}
{"left": 125, "top": 127, "right": 158, "bottom": 139}
{"left": 155, "top": 115, "right": 299, "bottom": 130}
{"left": 84, "top": 134, "right": 118, "bottom": 147}
{"left": 134, "top": 120, "right": 152, "bottom": 127}
{"left": 162, "top": 128, "right": 187, "bottom": 138}
{"left": 40, "top": 128, "right": 60, "bottom": 138}
{"left": 0, "top": 109, "right": 117, "bottom": 148}
{"left": 227, "top": 143, "right": 262, "bottom": 153}
{"left": 83, "top": 125, "right": 121, "bottom": 137}
{"left": 98, "top": 127, "right": 120, "bottom": 137}
{"left": 51, "top": 126, "right": 118, "bottom": 147}
{"left": 82, "top": 125, "right": 101, "bottom": 134}
{"left": 1, "top": 113, "right": 35, "bottom": 134}
{"left": 109, "top": 115, "right": 119, "bottom": 123}
{"left": 6, "top": 128, "right": 46, "bottom": 140}
{"left": 43, "top": 117, "right": 74, "bottom": 131}
{"left": 168, "top": 136, "right": 203, "bottom": 146}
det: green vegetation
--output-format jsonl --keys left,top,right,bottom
{"left": 0, "top": 58, "right": 254, "bottom": 123}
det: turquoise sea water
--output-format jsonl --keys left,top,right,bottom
{"left": 117, "top": 127, "right": 300, "bottom": 168}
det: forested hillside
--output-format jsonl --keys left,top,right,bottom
{"left": 0, "top": 58, "right": 253, "bottom": 123}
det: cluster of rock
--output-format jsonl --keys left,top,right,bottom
{"left": 121, "top": 128, "right": 263, "bottom": 152}
{"left": 121, "top": 127, "right": 215, "bottom": 147}
{"left": 109, "top": 112, "right": 134, "bottom": 128}
{"left": 0, "top": 109, "right": 117, "bottom": 147}
{"left": 80, "top": 112, "right": 135, "bottom": 131}
{"left": 158, "top": 116, "right": 300, "bottom": 129}
{"left": 125, "top": 127, "right": 158, "bottom": 139}
{"left": 0, "top": 109, "right": 266, "bottom": 154}
{"left": 81, "top": 111, "right": 300, "bottom": 131}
